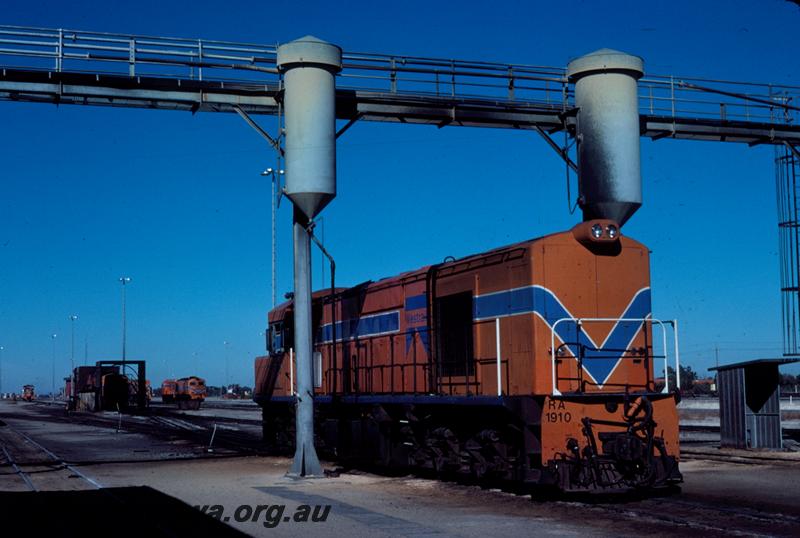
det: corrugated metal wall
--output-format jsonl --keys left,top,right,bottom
{"left": 718, "top": 364, "right": 782, "bottom": 449}
{"left": 744, "top": 365, "right": 782, "bottom": 449}
{"left": 718, "top": 368, "right": 746, "bottom": 448}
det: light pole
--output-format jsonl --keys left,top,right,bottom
{"left": 261, "top": 167, "right": 284, "bottom": 310}
{"left": 119, "top": 277, "right": 131, "bottom": 366}
{"left": 223, "top": 341, "right": 230, "bottom": 390}
{"left": 50, "top": 333, "right": 57, "bottom": 401}
{"left": 0, "top": 345, "right": 4, "bottom": 396}
{"left": 69, "top": 315, "right": 78, "bottom": 371}
{"left": 68, "top": 315, "right": 77, "bottom": 405}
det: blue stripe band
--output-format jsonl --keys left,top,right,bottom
{"left": 318, "top": 311, "right": 400, "bottom": 343}
{"left": 404, "top": 294, "right": 427, "bottom": 311}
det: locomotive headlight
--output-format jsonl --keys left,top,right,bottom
{"left": 606, "top": 224, "right": 618, "bottom": 239}
{"left": 591, "top": 223, "right": 604, "bottom": 239}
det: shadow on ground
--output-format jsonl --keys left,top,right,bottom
{"left": 0, "top": 486, "right": 247, "bottom": 537}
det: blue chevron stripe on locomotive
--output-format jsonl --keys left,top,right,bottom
{"left": 473, "top": 286, "right": 652, "bottom": 385}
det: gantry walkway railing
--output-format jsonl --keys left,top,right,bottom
{"left": 0, "top": 24, "right": 798, "bottom": 144}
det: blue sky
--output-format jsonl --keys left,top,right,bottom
{"left": 1, "top": 0, "right": 799, "bottom": 394}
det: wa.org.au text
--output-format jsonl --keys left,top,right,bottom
{"left": 195, "top": 503, "right": 331, "bottom": 528}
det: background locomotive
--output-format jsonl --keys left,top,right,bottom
{"left": 174, "top": 376, "right": 207, "bottom": 409}
{"left": 254, "top": 219, "right": 682, "bottom": 492}
{"left": 161, "top": 379, "right": 177, "bottom": 403}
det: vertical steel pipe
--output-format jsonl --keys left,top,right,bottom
{"left": 277, "top": 36, "right": 342, "bottom": 478}
{"left": 289, "top": 209, "right": 323, "bottom": 477}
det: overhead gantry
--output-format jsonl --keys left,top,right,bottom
{"left": 2, "top": 25, "right": 800, "bottom": 476}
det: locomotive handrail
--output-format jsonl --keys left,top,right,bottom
{"left": 549, "top": 317, "right": 677, "bottom": 396}
{"left": 288, "top": 347, "right": 295, "bottom": 397}
{"left": 495, "top": 318, "right": 502, "bottom": 396}
{"left": 320, "top": 326, "right": 503, "bottom": 397}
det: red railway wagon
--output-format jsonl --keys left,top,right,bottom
{"left": 72, "top": 366, "right": 117, "bottom": 393}
{"left": 254, "top": 220, "right": 682, "bottom": 492}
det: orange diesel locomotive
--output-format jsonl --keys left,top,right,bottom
{"left": 174, "top": 376, "right": 207, "bottom": 409}
{"left": 254, "top": 220, "right": 682, "bottom": 492}
{"left": 161, "top": 379, "right": 177, "bottom": 403}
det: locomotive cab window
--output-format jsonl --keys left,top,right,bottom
{"left": 269, "top": 319, "right": 293, "bottom": 354}
{"left": 268, "top": 322, "right": 284, "bottom": 354}
{"left": 436, "top": 292, "right": 475, "bottom": 377}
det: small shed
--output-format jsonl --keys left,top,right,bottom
{"left": 709, "top": 358, "right": 798, "bottom": 450}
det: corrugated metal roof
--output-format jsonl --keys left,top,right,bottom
{"left": 708, "top": 358, "right": 800, "bottom": 372}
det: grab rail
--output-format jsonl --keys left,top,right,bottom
{"left": 549, "top": 317, "right": 679, "bottom": 396}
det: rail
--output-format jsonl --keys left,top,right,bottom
{"left": 549, "top": 317, "right": 680, "bottom": 396}
{"left": 0, "top": 24, "right": 798, "bottom": 134}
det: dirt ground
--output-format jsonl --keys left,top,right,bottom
{"left": 3, "top": 400, "right": 800, "bottom": 537}
{"left": 80, "top": 455, "right": 800, "bottom": 537}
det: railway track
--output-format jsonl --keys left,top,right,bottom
{"left": 25, "top": 400, "right": 800, "bottom": 466}
{"left": 0, "top": 443, "right": 36, "bottom": 490}
{"left": 20, "top": 401, "right": 266, "bottom": 459}
{"left": 4, "top": 401, "right": 800, "bottom": 537}
{"left": 557, "top": 492, "right": 800, "bottom": 537}
{"left": 0, "top": 420, "right": 102, "bottom": 491}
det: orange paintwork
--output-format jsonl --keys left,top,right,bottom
{"left": 539, "top": 396, "right": 680, "bottom": 463}
{"left": 260, "top": 225, "right": 657, "bottom": 400}
{"left": 175, "top": 376, "right": 207, "bottom": 401}
{"left": 161, "top": 379, "right": 177, "bottom": 398}
{"left": 254, "top": 221, "right": 680, "bottom": 471}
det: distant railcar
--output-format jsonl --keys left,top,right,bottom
{"left": 22, "top": 384, "right": 35, "bottom": 402}
{"left": 161, "top": 379, "right": 177, "bottom": 403}
{"left": 101, "top": 373, "right": 129, "bottom": 411}
{"left": 255, "top": 220, "right": 683, "bottom": 492}
{"left": 127, "top": 378, "right": 151, "bottom": 408}
{"left": 175, "top": 376, "right": 207, "bottom": 410}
